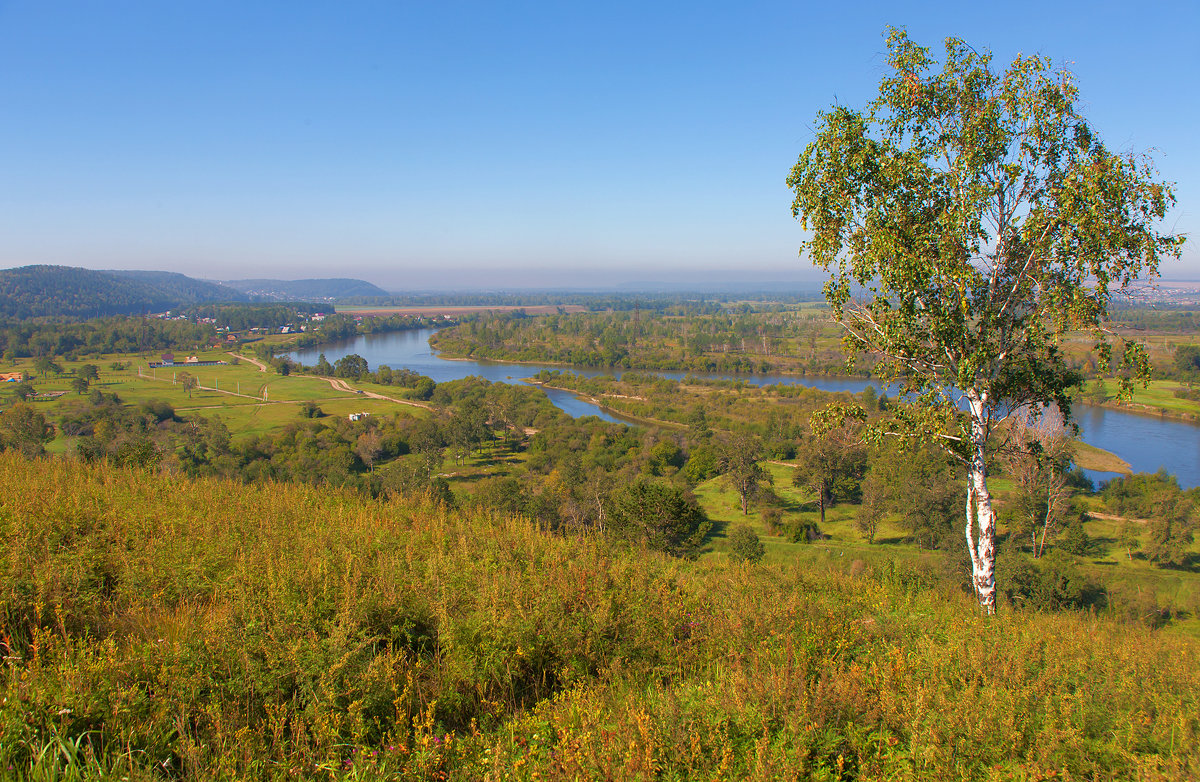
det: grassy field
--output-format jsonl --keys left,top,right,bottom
{"left": 2, "top": 454, "right": 1198, "bottom": 780}
{"left": 1091, "top": 378, "right": 1200, "bottom": 418}
{"left": 5, "top": 350, "right": 428, "bottom": 447}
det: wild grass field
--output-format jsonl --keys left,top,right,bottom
{"left": 2, "top": 454, "right": 1198, "bottom": 780}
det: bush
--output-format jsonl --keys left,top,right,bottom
{"left": 1109, "top": 587, "right": 1173, "bottom": 630}
{"left": 610, "top": 478, "right": 711, "bottom": 557}
{"left": 1057, "top": 512, "right": 1093, "bottom": 555}
{"left": 998, "top": 550, "right": 1105, "bottom": 611}
{"left": 760, "top": 507, "right": 783, "bottom": 536}
{"left": 789, "top": 518, "right": 823, "bottom": 544}
{"left": 728, "top": 524, "right": 765, "bottom": 564}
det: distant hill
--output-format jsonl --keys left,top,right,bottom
{"left": 0, "top": 265, "right": 248, "bottom": 319}
{"left": 223, "top": 277, "right": 389, "bottom": 301}
{"left": 106, "top": 270, "right": 248, "bottom": 305}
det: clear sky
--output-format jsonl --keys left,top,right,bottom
{"left": 0, "top": 1, "right": 1196, "bottom": 290}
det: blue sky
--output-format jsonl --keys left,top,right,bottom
{"left": 0, "top": 1, "right": 1196, "bottom": 289}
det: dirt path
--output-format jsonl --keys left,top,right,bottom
{"left": 229, "top": 352, "right": 268, "bottom": 372}
{"left": 307, "top": 375, "right": 433, "bottom": 411}
{"left": 152, "top": 352, "right": 433, "bottom": 412}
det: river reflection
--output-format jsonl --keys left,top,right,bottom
{"left": 289, "top": 328, "right": 1200, "bottom": 488}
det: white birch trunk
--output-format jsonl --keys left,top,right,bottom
{"left": 965, "top": 392, "right": 998, "bottom": 614}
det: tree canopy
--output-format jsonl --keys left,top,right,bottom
{"left": 788, "top": 28, "right": 1183, "bottom": 612}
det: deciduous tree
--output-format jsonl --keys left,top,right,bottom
{"left": 719, "top": 434, "right": 770, "bottom": 515}
{"left": 792, "top": 421, "right": 866, "bottom": 526}
{"left": 999, "top": 410, "right": 1074, "bottom": 558}
{"left": 0, "top": 403, "right": 55, "bottom": 457}
{"left": 178, "top": 372, "right": 198, "bottom": 399}
{"left": 788, "top": 28, "right": 1182, "bottom": 612}
{"left": 610, "top": 477, "right": 711, "bottom": 557}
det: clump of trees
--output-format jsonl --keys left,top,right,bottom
{"left": 1102, "top": 472, "right": 1197, "bottom": 567}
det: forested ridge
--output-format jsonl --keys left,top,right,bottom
{"left": 222, "top": 277, "right": 390, "bottom": 300}
{"left": 0, "top": 265, "right": 248, "bottom": 319}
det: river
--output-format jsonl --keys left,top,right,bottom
{"left": 289, "top": 328, "right": 1200, "bottom": 489}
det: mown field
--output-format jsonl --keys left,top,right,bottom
{"left": 2, "top": 454, "right": 1198, "bottom": 780}
{"left": 5, "top": 349, "right": 429, "bottom": 449}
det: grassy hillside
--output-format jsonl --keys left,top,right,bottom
{"left": 1, "top": 454, "right": 1198, "bottom": 780}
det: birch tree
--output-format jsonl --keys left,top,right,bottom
{"left": 788, "top": 29, "right": 1182, "bottom": 613}
{"left": 1000, "top": 409, "right": 1073, "bottom": 559}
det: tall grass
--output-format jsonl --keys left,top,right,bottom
{"left": 1, "top": 452, "right": 1197, "bottom": 779}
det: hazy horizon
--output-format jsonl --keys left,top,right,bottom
{"left": 1, "top": 1, "right": 1195, "bottom": 281}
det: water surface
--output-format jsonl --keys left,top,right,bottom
{"left": 290, "top": 328, "right": 1200, "bottom": 488}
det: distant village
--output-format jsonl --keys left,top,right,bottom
{"left": 152, "top": 310, "right": 330, "bottom": 332}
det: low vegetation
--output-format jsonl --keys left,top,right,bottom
{"left": 2, "top": 455, "right": 1198, "bottom": 779}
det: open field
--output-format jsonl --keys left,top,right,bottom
{"left": 3, "top": 349, "right": 429, "bottom": 447}
{"left": 1092, "top": 378, "right": 1200, "bottom": 419}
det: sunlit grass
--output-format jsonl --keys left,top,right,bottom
{"left": 2, "top": 453, "right": 1197, "bottom": 779}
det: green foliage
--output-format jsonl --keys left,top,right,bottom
{"left": 719, "top": 434, "right": 771, "bottom": 515}
{"left": 182, "top": 301, "right": 324, "bottom": 330}
{"left": 861, "top": 444, "right": 963, "bottom": 549}
{"left": 0, "top": 315, "right": 216, "bottom": 359}
{"left": 412, "top": 375, "right": 436, "bottom": 400}
{"left": 0, "top": 403, "right": 55, "bottom": 457}
{"left": 793, "top": 423, "right": 866, "bottom": 525}
{"left": 1058, "top": 512, "right": 1093, "bottom": 556}
{"left": 1174, "top": 345, "right": 1200, "bottom": 379}
{"left": 33, "top": 355, "right": 62, "bottom": 376}
{"left": 334, "top": 352, "right": 370, "bottom": 379}
{"left": 645, "top": 439, "right": 684, "bottom": 476}
{"left": 727, "top": 523, "right": 765, "bottom": 563}
{"left": 0, "top": 264, "right": 247, "bottom": 319}
{"left": 789, "top": 517, "right": 824, "bottom": 544}
{"left": 222, "top": 276, "right": 390, "bottom": 299}
{"left": 787, "top": 27, "right": 1182, "bottom": 611}
{"left": 999, "top": 550, "right": 1105, "bottom": 611}
{"left": 10, "top": 380, "right": 35, "bottom": 401}
{"left": 610, "top": 477, "right": 711, "bottom": 557}
{"left": 430, "top": 303, "right": 863, "bottom": 377}
{"left": 788, "top": 28, "right": 1180, "bottom": 406}
{"left": 1103, "top": 472, "right": 1198, "bottom": 567}
{"left": 681, "top": 443, "right": 720, "bottom": 484}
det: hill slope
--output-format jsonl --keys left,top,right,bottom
{"left": 0, "top": 265, "right": 247, "bottom": 318}
{"left": 105, "top": 269, "right": 248, "bottom": 304}
{"left": 1, "top": 453, "right": 1197, "bottom": 779}
{"left": 223, "top": 277, "right": 389, "bottom": 300}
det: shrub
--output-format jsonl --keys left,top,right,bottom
{"left": 999, "top": 550, "right": 1105, "bottom": 611}
{"left": 728, "top": 524, "right": 765, "bottom": 564}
